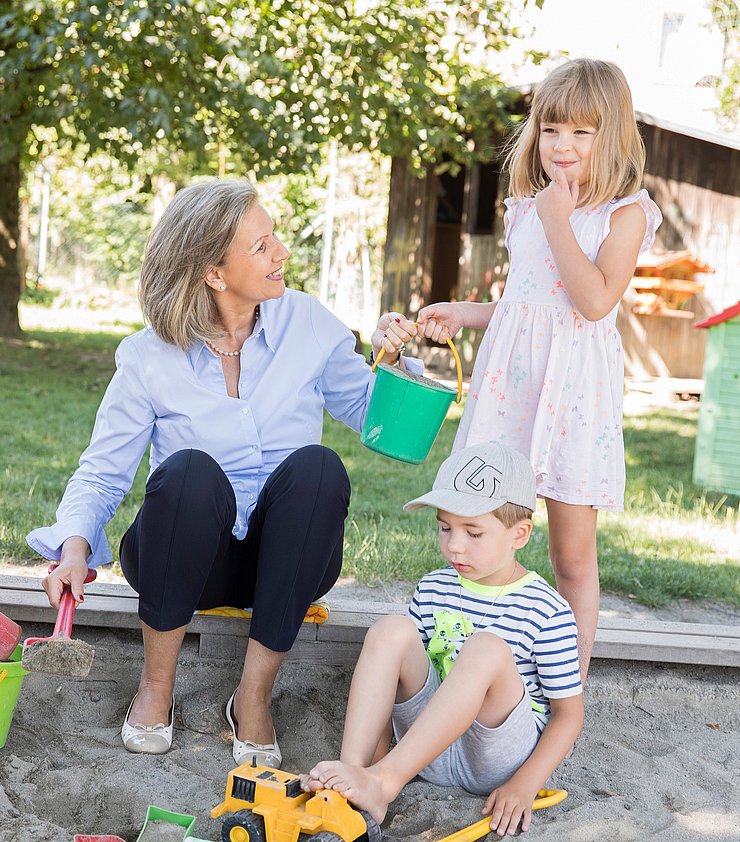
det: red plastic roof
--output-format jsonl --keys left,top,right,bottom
{"left": 694, "top": 300, "right": 740, "bottom": 329}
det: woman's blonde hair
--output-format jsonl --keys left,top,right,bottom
{"left": 505, "top": 59, "right": 645, "bottom": 206}
{"left": 139, "top": 179, "right": 259, "bottom": 349}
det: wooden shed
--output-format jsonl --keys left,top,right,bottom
{"left": 380, "top": 155, "right": 509, "bottom": 375}
{"left": 692, "top": 301, "right": 740, "bottom": 496}
{"left": 617, "top": 113, "right": 740, "bottom": 380}
{"left": 620, "top": 250, "right": 713, "bottom": 381}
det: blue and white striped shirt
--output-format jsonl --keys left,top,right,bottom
{"left": 409, "top": 567, "right": 582, "bottom": 732}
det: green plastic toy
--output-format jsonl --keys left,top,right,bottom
{"left": 361, "top": 337, "right": 463, "bottom": 464}
{"left": 136, "top": 805, "right": 212, "bottom": 842}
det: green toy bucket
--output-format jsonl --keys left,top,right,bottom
{"left": 0, "top": 645, "right": 29, "bottom": 748}
{"left": 136, "top": 805, "right": 196, "bottom": 841}
{"left": 361, "top": 338, "right": 463, "bottom": 464}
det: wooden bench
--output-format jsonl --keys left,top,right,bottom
{"left": 2, "top": 574, "right": 739, "bottom": 667}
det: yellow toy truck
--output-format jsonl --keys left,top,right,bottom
{"left": 211, "top": 760, "right": 381, "bottom": 842}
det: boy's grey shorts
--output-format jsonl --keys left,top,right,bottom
{"left": 391, "top": 660, "right": 540, "bottom": 795}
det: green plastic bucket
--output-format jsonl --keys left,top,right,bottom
{"left": 0, "top": 645, "right": 29, "bottom": 748}
{"left": 361, "top": 339, "right": 463, "bottom": 464}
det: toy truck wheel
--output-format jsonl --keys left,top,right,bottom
{"left": 308, "top": 834, "right": 342, "bottom": 842}
{"left": 357, "top": 810, "right": 382, "bottom": 842}
{"left": 221, "top": 809, "right": 266, "bottom": 842}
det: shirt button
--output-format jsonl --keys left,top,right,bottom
{"left": 242, "top": 408, "right": 249, "bottom": 415}
{"left": 248, "top": 493, "right": 255, "bottom": 500}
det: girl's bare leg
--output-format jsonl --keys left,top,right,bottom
{"left": 128, "top": 621, "right": 188, "bottom": 725}
{"left": 309, "top": 631, "right": 523, "bottom": 823}
{"left": 545, "top": 498, "right": 599, "bottom": 680}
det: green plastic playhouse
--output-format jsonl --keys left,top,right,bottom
{"left": 693, "top": 301, "right": 740, "bottom": 495}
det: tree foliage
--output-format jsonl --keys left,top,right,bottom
{"left": 709, "top": 0, "right": 739, "bottom": 125}
{"left": 2, "top": 0, "right": 235, "bottom": 167}
{"left": 0, "top": 0, "right": 523, "bottom": 335}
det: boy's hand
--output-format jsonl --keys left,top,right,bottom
{"left": 535, "top": 165, "right": 579, "bottom": 226}
{"left": 483, "top": 779, "right": 539, "bottom": 836}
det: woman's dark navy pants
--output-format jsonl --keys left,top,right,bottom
{"left": 120, "top": 446, "right": 350, "bottom": 652}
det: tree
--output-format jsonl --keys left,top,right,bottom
{"left": 1, "top": 0, "right": 521, "bottom": 336}
{"left": 1, "top": 0, "right": 231, "bottom": 335}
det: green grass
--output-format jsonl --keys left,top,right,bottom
{"left": 0, "top": 329, "right": 149, "bottom": 562}
{"left": 1, "top": 326, "right": 738, "bottom": 608}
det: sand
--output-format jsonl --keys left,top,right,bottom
{"left": 0, "top": 578, "right": 738, "bottom": 841}
{"left": 137, "top": 822, "right": 190, "bottom": 842}
{"left": 376, "top": 364, "right": 455, "bottom": 393}
{"left": 21, "top": 638, "right": 95, "bottom": 678}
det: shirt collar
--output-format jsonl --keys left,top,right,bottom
{"left": 257, "top": 299, "right": 276, "bottom": 351}
{"left": 187, "top": 301, "right": 275, "bottom": 366}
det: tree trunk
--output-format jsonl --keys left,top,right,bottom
{"left": 0, "top": 156, "right": 22, "bottom": 337}
{"left": 381, "top": 157, "right": 436, "bottom": 317}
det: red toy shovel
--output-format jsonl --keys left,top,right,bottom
{"left": 21, "top": 565, "right": 97, "bottom": 677}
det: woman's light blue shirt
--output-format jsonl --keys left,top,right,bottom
{"left": 27, "top": 289, "right": 420, "bottom": 568}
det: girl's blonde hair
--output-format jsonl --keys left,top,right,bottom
{"left": 139, "top": 179, "right": 259, "bottom": 349}
{"left": 505, "top": 59, "right": 645, "bottom": 206}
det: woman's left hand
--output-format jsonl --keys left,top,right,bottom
{"left": 371, "top": 312, "right": 418, "bottom": 364}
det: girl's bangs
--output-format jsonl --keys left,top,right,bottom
{"left": 536, "top": 83, "right": 602, "bottom": 129}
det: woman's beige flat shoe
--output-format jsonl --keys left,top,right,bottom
{"left": 225, "top": 689, "right": 282, "bottom": 768}
{"left": 121, "top": 693, "right": 174, "bottom": 755}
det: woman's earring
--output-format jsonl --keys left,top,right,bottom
{"left": 219, "top": 284, "right": 226, "bottom": 291}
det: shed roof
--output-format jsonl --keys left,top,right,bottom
{"left": 635, "top": 110, "right": 740, "bottom": 152}
{"left": 694, "top": 301, "right": 740, "bottom": 329}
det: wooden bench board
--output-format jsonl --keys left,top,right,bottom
{"left": 2, "top": 574, "right": 738, "bottom": 667}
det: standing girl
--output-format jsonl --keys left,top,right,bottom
{"left": 417, "top": 59, "right": 661, "bottom": 677}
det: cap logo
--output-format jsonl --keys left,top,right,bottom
{"left": 453, "top": 457, "right": 502, "bottom": 498}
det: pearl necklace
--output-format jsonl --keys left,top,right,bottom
{"left": 206, "top": 341, "right": 240, "bottom": 357}
{"left": 206, "top": 306, "right": 260, "bottom": 357}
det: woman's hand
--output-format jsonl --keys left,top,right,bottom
{"left": 42, "top": 536, "right": 91, "bottom": 609}
{"left": 371, "top": 312, "right": 418, "bottom": 364}
{"left": 417, "top": 301, "right": 465, "bottom": 343}
{"left": 535, "top": 165, "right": 579, "bottom": 227}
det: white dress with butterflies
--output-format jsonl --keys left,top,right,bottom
{"left": 454, "top": 189, "right": 661, "bottom": 511}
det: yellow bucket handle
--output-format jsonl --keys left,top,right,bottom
{"left": 435, "top": 788, "right": 568, "bottom": 842}
{"left": 371, "top": 325, "right": 463, "bottom": 404}
{"left": 0, "top": 670, "right": 7, "bottom": 683}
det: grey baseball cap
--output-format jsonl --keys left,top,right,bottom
{"left": 404, "top": 442, "right": 536, "bottom": 516}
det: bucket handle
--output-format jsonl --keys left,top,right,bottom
{"left": 0, "top": 670, "right": 7, "bottom": 683}
{"left": 371, "top": 328, "right": 463, "bottom": 404}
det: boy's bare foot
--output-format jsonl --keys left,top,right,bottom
{"left": 306, "top": 761, "right": 394, "bottom": 824}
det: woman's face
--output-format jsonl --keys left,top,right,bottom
{"left": 209, "top": 204, "right": 290, "bottom": 306}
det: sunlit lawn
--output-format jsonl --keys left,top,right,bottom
{"left": 2, "top": 306, "right": 738, "bottom": 608}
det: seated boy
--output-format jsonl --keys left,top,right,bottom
{"left": 304, "top": 442, "right": 584, "bottom": 836}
